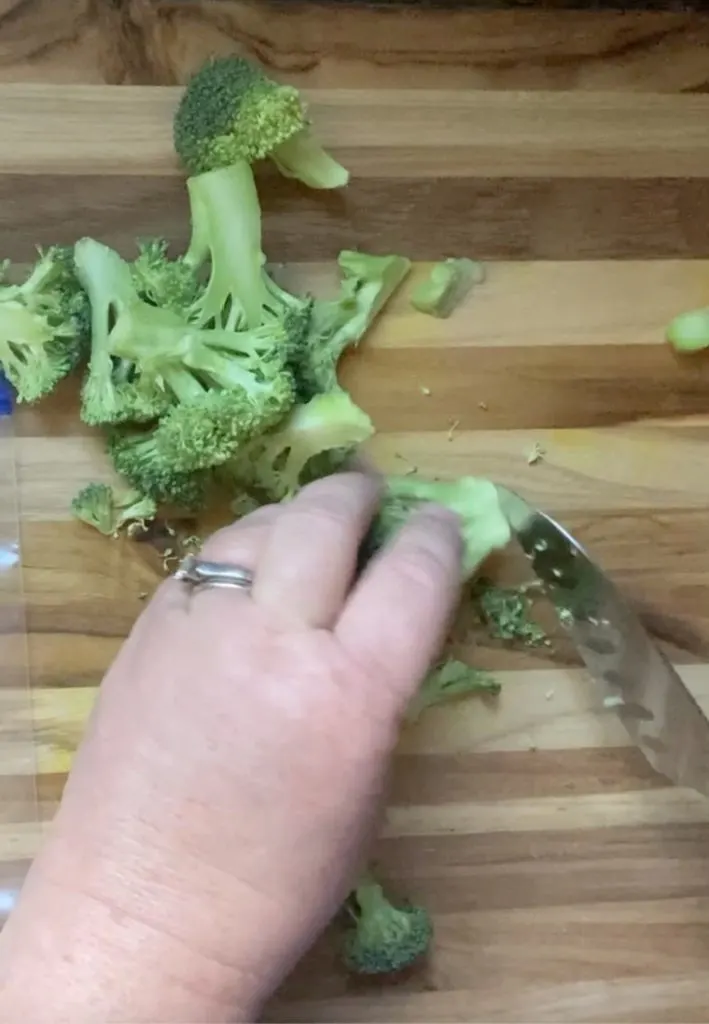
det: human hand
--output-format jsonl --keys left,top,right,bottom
{"left": 0, "top": 472, "right": 463, "bottom": 1023}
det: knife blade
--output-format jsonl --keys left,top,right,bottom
{"left": 496, "top": 486, "right": 709, "bottom": 797}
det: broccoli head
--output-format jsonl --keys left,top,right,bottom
{"left": 292, "top": 251, "right": 412, "bottom": 400}
{"left": 70, "top": 482, "right": 157, "bottom": 537}
{"left": 0, "top": 246, "right": 89, "bottom": 403}
{"left": 173, "top": 55, "right": 348, "bottom": 188}
{"left": 343, "top": 871, "right": 433, "bottom": 976}
{"left": 406, "top": 657, "right": 500, "bottom": 723}
{"left": 361, "top": 475, "right": 511, "bottom": 580}
{"left": 224, "top": 389, "right": 374, "bottom": 502}
{"left": 411, "top": 258, "right": 485, "bottom": 319}
{"left": 106, "top": 428, "right": 208, "bottom": 511}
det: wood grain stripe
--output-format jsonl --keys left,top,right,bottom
{"left": 3, "top": 87, "right": 709, "bottom": 178}
{"left": 4, "top": 175, "right": 709, "bottom": 263}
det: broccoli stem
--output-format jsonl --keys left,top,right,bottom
{"left": 271, "top": 128, "right": 349, "bottom": 190}
{"left": 184, "top": 163, "right": 265, "bottom": 330}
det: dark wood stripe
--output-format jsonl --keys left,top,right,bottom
{"left": 3, "top": 176, "right": 709, "bottom": 263}
{"left": 389, "top": 748, "right": 664, "bottom": 807}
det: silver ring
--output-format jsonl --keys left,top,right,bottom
{"left": 174, "top": 554, "right": 254, "bottom": 591}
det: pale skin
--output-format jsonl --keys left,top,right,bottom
{"left": 0, "top": 471, "right": 463, "bottom": 1023}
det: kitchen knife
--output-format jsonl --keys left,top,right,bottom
{"left": 496, "top": 486, "right": 709, "bottom": 797}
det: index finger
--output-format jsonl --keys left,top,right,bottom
{"left": 335, "top": 504, "right": 464, "bottom": 712}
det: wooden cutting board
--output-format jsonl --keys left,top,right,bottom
{"left": 4, "top": 63, "right": 709, "bottom": 1024}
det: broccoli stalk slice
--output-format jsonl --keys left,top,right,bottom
{"left": 224, "top": 390, "right": 374, "bottom": 502}
{"left": 343, "top": 871, "right": 433, "bottom": 976}
{"left": 406, "top": 657, "right": 501, "bottom": 723}
{"left": 70, "top": 482, "right": 157, "bottom": 537}
{"left": 666, "top": 307, "right": 709, "bottom": 353}
{"left": 411, "top": 258, "right": 486, "bottom": 319}
{"left": 295, "top": 251, "right": 412, "bottom": 400}
{"left": 271, "top": 127, "right": 349, "bottom": 189}
{"left": 184, "top": 163, "right": 265, "bottom": 330}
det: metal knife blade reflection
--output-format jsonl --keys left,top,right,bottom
{"left": 496, "top": 486, "right": 709, "bottom": 798}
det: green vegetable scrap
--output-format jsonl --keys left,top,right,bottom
{"left": 343, "top": 870, "right": 433, "bottom": 976}
{"left": 666, "top": 307, "right": 709, "bottom": 353}
{"left": 406, "top": 657, "right": 501, "bottom": 723}
{"left": 411, "top": 257, "right": 485, "bottom": 319}
{"left": 472, "top": 577, "right": 548, "bottom": 647}
{"left": 71, "top": 482, "right": 157, "bottom": 537}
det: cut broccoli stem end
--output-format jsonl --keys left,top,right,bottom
{"left": 271, "top": 128, "right": 349, "bottom": 190}
{"left": 666, "top": 308, "right": 709, "bottom": 353}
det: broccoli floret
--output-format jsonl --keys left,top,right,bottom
{"left": 666, "top": 307, "right": 709, "bottom": 353}
{"left": 0, "top": 246, "right": 89, "bottom": 403}
{"left": 471, "top": 577, "right": 547, "bottom": 647}
{"left": 406, "top": 657, "right": 501, "bottom": 723}
{"left": 223, "top": 390, "right": 374, "bottom": 502}
{"left": 153, "top": 382, "right": 293, "bottom": 473}
{"left": 106, "top": 428, "right": 208, "bottom": 511}
{"left": 293, "top": 251, "right": 412, "bottom": 400}
{"left": 343, "top": 871, "right": 433, "bottom": 976}
{"left": 361, "top": 475, "right": 511, "bottom": 580}
{"left": 173, "top": 56, "right": 348, "bottom": 188}
{"left": 74, "top": 237, "right": 170, "bottom": 427}
{"left": 131, "top": 238, "right": 203, "bottom": 317}
{"left": 70, "top": 482, "right": 157, "bottom": 537}
{"left": 411, "top": 258, "right": 485, "bottom": 319}
{"left": 173, "top": 57, "right": 349, "bottom": 331}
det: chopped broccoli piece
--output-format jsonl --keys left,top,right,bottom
{"left": 411, "top": 258, "right": 485, "bottom": 319}
{"left": 70, "top": 482, "right": 157, "bottom": 537}
{"left": 74, "top": 237, "right": 170, "bottom": 426}
{"left": 666, "top": 307, "right": 709, "bottom": 353}
{"left": 471, "top": 577, "right": 547, "bottom": 647}
{"left": 293, "top": 251, "right": 412, "bottom": 400}
{"left": 106, "top": 428, "right": 208, "bottom": 511}
{"left": 343, "top": 870, "right": 433, "bottom": 976}
{"left": 362, "top": 475, "right": 511, "bottom": 580}
{"left": 130, "top": 238, "right": 203, "bottom": 317}
{"left": 173, "top": 56, "right": 348, "bottom": 188}
{"left": 406, "top": 657, "right": 500, "bottom": 723}
{"left": 224, "top": 389, "right": 374, "bottom": 502}
{"left": 0, "top": 246, "right": 89, "bottom": 403}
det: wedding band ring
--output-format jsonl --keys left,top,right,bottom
{"left": 174, "top": 554, "right": 254, "bottom": 591}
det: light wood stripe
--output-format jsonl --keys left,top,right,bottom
{"left": 3, "top": 86, "right": 709, "bottom": 178}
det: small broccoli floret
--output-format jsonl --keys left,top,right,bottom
{"left": 173, "top": 56, "right": 348, "bottom": 188}
{"left": 74, "top": 237, "right": 170, "bottom": 426}
{"left": 666, "top": 307, "right": 709, "bottom": 353}
{"left": 361, "top": 475, "right": 511, "bottom": 580}
{"left": 70, "top": 482, "right": 157, "bottom": 537}
{"left": 131, "top": 238, "right": 203, "bottom": 317}
{"left": 224, "top": 389, "right": 374, "bottom": 502}
{"left": 343, "top": 871, "right": 433, "bottom": 976}
{"left": 106, "top": 428, "right": 208, "bottom": 511}
{"left": 411, "top": 258, "right": 485, "bottom": 319}
{"left": 406, "top": 657, "right": 500, "bottom": 723}
{"left": 292, "top": 251, "right": 411, "bottom": 401}
{"left": 0, "top": 246, "right": 89, "bottom": 403}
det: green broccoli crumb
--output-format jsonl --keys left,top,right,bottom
{"left": 471, "top": 577, "right": 548, "bottom": 647}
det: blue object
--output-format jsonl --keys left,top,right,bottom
{"left": 0, "top": 373, "right": 14, "bottom": 417}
